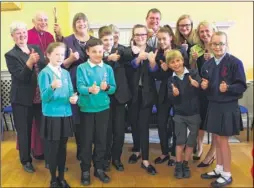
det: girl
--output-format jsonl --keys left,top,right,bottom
{"left": 190, "top": 21, "right": 217, "bottom": 167}
{"left": 127, "top": 24, "right": 158, "bottom": 175}
{"left": 200, "top": 31, "right": 247, "bottom": 187}
{"left": 153, "top": 25, "right": 188, "bottom": 166}
{"left": 38, "top": 42, "right": 77, "bottom": 188}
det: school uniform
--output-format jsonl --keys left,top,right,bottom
{"left": 63, "top": 34, "right": 97, "bottom": 160}
{"left": 154, "top": 47, "right": 188, "bottom": 156}
{"left": 168, "top": 68, "right": 201, "bottom": 147}
{"left": 201, "top": 53, "right": 247, "bottom": 136}
{"left": 127, "top": 45, "right": 158, "bottom": 161}
{"left": 76, "top": 60, "right": 116, "bottom": 172}
{"left": 5, "top": 44, "right": 45, "bottom": 167}
{"left": 38, "top": 65, "right": 74, "bottom": 183}
{"left": 103, "top": 46, "right": 132, "bottom": 164}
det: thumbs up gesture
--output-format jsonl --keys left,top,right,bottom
{"left": 172, "top": 83, "right": 180, "bottom": 96}
{"left": 219, "top": 81, "right": 228, "bottom": 92}
{"left": 189, "top": 75, "right": 199, "bottom": 88}
{"left": 89, "top": 81, "right": 100, "bottom": 94}
{"left": 51, "top": 75, "right": 62, "bottom": 89}
{"left": 182, "top": 40, "right": 188, "bottom": 51}
{"left": 148, "top": 50, "right": 158, "bottom": 68}
{"left": 100, "top": 79, "right": 108, "bottom": 91}
{"left": 201, "top": 78, "right": 209, "bottom": 90}
{"left": 160, "top": 60, "right": 168, "bottom": 71}
{"left": 131, "top": 40, "right": 141, "bottom": 54}
{"left": 69, "top": 92, "right": 78, "bottom": 104}
{"left": 69, "top": 48, "right": 79, "bottom": 62}
{"left": 204, "top": 49, "right": 211, "bottom": 61}
{"left": 27, "top": 48, "right": 40, "bottom": 66}
{"left": 108, "top": 50, "right": 120, "bottom": 62}
{"left": 191, "top": 49, "right": 198, "bottom": 61}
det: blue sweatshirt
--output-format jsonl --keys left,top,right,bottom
{"left": 201, "top": 53, "right": 247, "bottom": 102}
{"left": 38, "top": 66, "right": 74, "bottom": 117}
{"left": 77, "top": 60, "right": 116, "bottom": 112}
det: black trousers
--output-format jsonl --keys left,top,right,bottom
{"left": 157, "top": 101, "right": 171, "bottom": 155}
{"left": 45, "top": 138, "right": 68, "bottom": 180}
{"left": 129, "top": 87, "right": 152, "bottom": 160}
{"left": 12, "top": 103, "right": 34, "bottom": 165}
{"left": 80, "top": 109, "right": 110, "bottom": 171}
{"left": 105, "top": 98, "right": 126, "bottom": 161}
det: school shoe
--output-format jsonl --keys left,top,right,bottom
{"left": 112, "top": 160, "right": 124, "bottom": 171}
{"left": 103, "top": 161, "right": 111, "bottom": 172}
{"left": 201, "top": 170, "right": 221, "bottom": 179}
{"left": 168, "top": 158, "right": 176, "bottom": 166}
{"left": 94, "top": 169, "right": 110, "bottom": 183}
{"left": 174, "top": 162, "right": 183, "bottom": 179}
{"left": 128, "top": 154, "right": 141, "bottom": 164}
{"left": 57, "top": 177, "right": 70, "bottom": 188}
{"left": 182, "top": 161, "right": 191, "bottom": 178}
{"left": 154, "top": 155, "right": 169, "bottom": 164}
{"left": 50, "top": 180, "right": 59, "bottom": 188}
{"left": 210, "top": 176, "right": 233, "bottom": 188}
{"left": 197, "top": 156, "right": 215, "bottom": 168}
{"left": 81, "top": 171, "right": 90, "bottom": 186}
{"left": 141, "top": 162, "right": 157, "bottom": 175}
{"left": 23, "top": 162, "right": 35, "bottom": 173}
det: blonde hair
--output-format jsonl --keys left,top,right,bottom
{"left": 194, "top": 21, "right": 217, "bottom": 48}
{"left": 175, "top": 14, "right": 195, "bottom": 46}
{"left": 109, "top": 24, "right": 120, "bottom": 33}
{"left": 10, "top": 21, "right": 27, "bottom": 34}
{"left": 166, "top": 50, "right": 184, "bottom": 64}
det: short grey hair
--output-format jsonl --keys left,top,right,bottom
{"left": 109, "top": 24, "right": 120, "bottom": 33}
{"left": 10, "top": 21, "right": 27, "bottom": 34}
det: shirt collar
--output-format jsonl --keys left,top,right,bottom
{"left": 214, "top": 53, "right": 226, "bottom": 65}
{"left": 172, "top": 67, "right": 189, "bottom": 77}
{"left": 48, "top": 64, "right": 61, "bottom": 75}
{"left": 88, "top": 59, "right": 103, "bottom": 68}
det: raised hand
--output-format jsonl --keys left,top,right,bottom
{"left": 219, "top": 81, "right": 228, "bottom": 92}
{"left": 189, "top": 75, "right": 199, "bottom": 88}
{"left": 191, "top": 49, "right": 198, "bottom": 61}
{"left": 69, "top": 48, "right": 80, "bottom": 62}
{"left": 131, "top": 40, "right": 141, "bottom": 54}
{"left": 172, "top": 83, "right": 180, "bottom": 96}
{"left": 160, "top": 60, "right": 168, "bottom": 71}
{"left": 27, "top": 48, "right": 40, "bottom": 66}
{"left": 108, "top": 50, "right": 120, "bottom": 62}
{"left": 51, "top": 74, "right": 62, "bottom": 89}
{"left": 148, "top": 49, "right": 158, "bottom": 68}
{"left": 69, "top": 92, "right": 78, "bottom": 104}
{"left": 201, "top": 78, "right": 209, "bottom": 90}
{"left": 100, "top": 79, "right": 108, "bottom": 91}
{"left": 137, "top": 51, "right": 149, "bottom": 61}
{"left": 89, "top": 81, "right": 100, "bottom": 94}
{"left": 204, "top": 49, "right": 212, "bottom": 61}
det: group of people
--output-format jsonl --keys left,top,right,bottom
{"left": 5, "top": 7, "right": 247, "bottom": 188}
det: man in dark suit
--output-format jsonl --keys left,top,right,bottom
{"left": 5, "top": 21, "right": 45, "bottom": 173}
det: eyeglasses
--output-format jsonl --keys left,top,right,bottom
{"left": 178, "top": 24, "right": 191, "bottom": 28}
{"left": 211, "top": 42, "right": 226, "bottom": 47}
{"left": 134, "top": 33, "right": 147, "bottom": 37}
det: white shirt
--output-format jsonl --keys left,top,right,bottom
{"left": 172, "top": 67, "right": 189, "bottom": 80}
{"left": 88, "top": 59, "right": 103, "bottom": 68}
{"left": 48, "top": 64, "right": 61, "bottom": 78}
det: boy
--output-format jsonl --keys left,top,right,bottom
{"left": 98, "top": 26, "right": 131, "bottom": 172}
{"left": 167, "top": 50, "right": 201, "bottom": 179}
{"left": 76, "top": 38, "right": 116, "bottom": 185}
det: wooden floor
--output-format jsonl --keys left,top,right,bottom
{"left": 1, "top": 130, "right": 253, "bottom": 187}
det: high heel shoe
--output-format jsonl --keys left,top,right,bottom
{"left": 197, "top": 156, "right": 215, "bottom": 168}
{"left": 193, "top": 151, "right": 203, "bottom": 161}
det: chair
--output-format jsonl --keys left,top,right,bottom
{"left": 2, "top": 105, "right": 15, "bottom": 131}
{"left": 239, "top": 105, "right": 250, "bottom": 142}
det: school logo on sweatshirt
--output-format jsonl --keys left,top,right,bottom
{"left": 221, "top": 65, "right": 228, "bottom": 77}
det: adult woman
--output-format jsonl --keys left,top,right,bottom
{"left": 5, "top": 21, "right": 45, "bottom": 173}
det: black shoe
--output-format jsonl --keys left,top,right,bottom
{"left": 210, "top": 176, "right": 233, "bottom": 188}
{"left": 182, "top": 161, "right": 191, "bottom": 178}
{"left": 168, "top": 158, "right": 176, "bottom": 166}
{"left": 45, "top": 164, "right": 68, "bottom": 172}
{"left": 193, "top": 151, "right": 203, "bottom": 160}
{"left": 128, "top": 154, "right": 141, "bottom": 164}
{"left": 197, "top": 156, "right": 215, "bottom": 168}
{"left": 141, "top": 163, "right": 157, "bottom": 175}
{"left": 112, "top": 160, "right": 124, "bottom": 171}
{"left": 201, "top": 170, "right": 221, "bottom": 179}
{"left": 81, "top": 171, "right": 90, "bottom": 186}
{"left": 57, "top": 178, "right": 70, "bottom": 188}
{"left": 50, "top": 181, "right": 59, "bottom": 188}
{"left": 23, "top": 162, "right": 35, "bottom": 173}
{"left": 33, "top": 154, "right": 44, "bottom": 160}
{"left": 174, "top": 162, "right": 183, "bottom": 179}
{"left": 154, "top": 155, "right": 169, "bottom": 164}
{"left": 103, "top": 161, "right": 111, "bottom": 172}
{"left": 94, "top": 169, "right": 110, "bottom": 183}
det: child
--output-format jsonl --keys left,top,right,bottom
{"left": 38, "top": 42, "right": 78, "bottom": 188}
{"left": 200, "top": 31, "right": 247, "bottom": 188}
{"left": 98, "top": 26, "right": 131, "bottom": 172}
{"left": 167, "top": 50, "right": 201, "bottom": 179}
{"left": 76, "top": 38, "right": 116, "bottom": 185}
